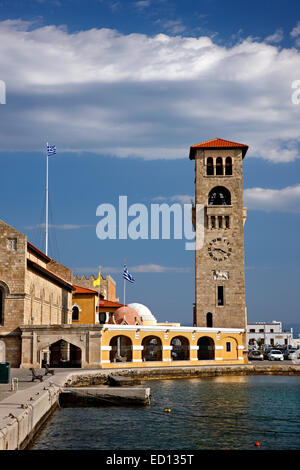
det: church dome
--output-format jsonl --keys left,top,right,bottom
{"left": 110, "top": 306, "right": 143, "bottom": 325}
{"left": 128, "top": 303, "right": 157, "bottom": 325}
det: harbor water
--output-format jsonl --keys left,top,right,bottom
{"left": 30, "top": 375, "right": 300, "bottom": 450}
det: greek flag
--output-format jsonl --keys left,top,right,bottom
{"left": 47, "top": 144, "right": 56, "bottom": 156}
{"left": 123, "top": 265, "right": 135, "bottom": 283}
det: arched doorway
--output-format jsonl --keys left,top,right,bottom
{"left": 109, "top": 335, "right": 133, "bottom": 362}
{"left": 49, "top": 340, "right": 82, "bottom": 368}
{"left": 171, "top": 336, "right": 190, "bottom": 360}
{"left": 197, "top": 337, "right": 215, "bottom": 360}
{"left": 142, "top": 336, "right": 162, "bottom": 361}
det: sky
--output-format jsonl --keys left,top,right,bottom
{"left": 0, "top": 0, "right": 300, "bottom": 326}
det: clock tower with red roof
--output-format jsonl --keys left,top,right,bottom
{"left": 189, "top": 138, "right": 248, "bottom": 334}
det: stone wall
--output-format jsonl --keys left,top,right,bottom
{"left": 193, "top": 148, "right": 247, "bottom": 332}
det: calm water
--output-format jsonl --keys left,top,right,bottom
{"left": 30, "top": 376, "right": 300, "bottom": 450}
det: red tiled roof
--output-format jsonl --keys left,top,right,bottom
{"left": 97, "top": 300, "right": 124, "bottom": 308}
{"left": 73, "top": 284, "right": 103, "bottom": 296}
{"left": 189, "top": 138, "right": 249, "bottom": 159}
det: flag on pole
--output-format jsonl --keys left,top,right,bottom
{"left": 93, "top": 272, "right": 101, "bottom": 287}
{"left": 123, "top": 265, "right": 135, "bottom": 283}
{"left": 47, "top": 144, "right": 56, "bottom": 156}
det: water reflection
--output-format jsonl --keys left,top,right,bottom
{"left": 30, "top": 376, "right": 300, "bottom": 451}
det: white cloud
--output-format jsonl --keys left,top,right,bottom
{"left": 244, "top": 185, "right": 300, "bottom": 213}
{"left": 161, "top": 19, "right": 186, "bottom": 34}
{"left": 134, "top": 0, "right": 151, "bottom": 8}
{"left": 0, "top": 21, "right": 300, "bottom": 162}
{"left": 73, "top": 264, "right": 191, "bottom": 274}
{"left": 265, "top": 28, "right": 283, "bottom": 44}
{"left": 290, "top": 22, "right": 300, "bottom": 37}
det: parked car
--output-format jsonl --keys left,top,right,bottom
{"left": 283, "top": 348, "right": 296, "bottom": 360}
{"left": 263, "top": 348, "right": 272, "bottom": 360}
{"left": 268, "top": 349, "right": 284, "bottom": 361}
{"left": 288, "top": 349, "right": 300, "bottom": 361}
{"left": 248, "top": 350, "right": 264, "bottom": 361}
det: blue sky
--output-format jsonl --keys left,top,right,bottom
{"left": 0, "top": 0, "right": 300, "bottom": 326}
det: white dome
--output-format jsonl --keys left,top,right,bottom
{"left": 128, "top": 303, "right": 157, "bottom": 324}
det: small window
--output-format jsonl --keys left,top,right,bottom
{"left": 218, "top": 216, "right": 223, "bottom": 229}
{"left": 7, "top": 238, "right": 17, "bottom": 251}
{"left": 206, "top": 157, "right": 214, "bottom": 176}
{"left": 211, "top": 216, "right": 216, "bottom": 229}
{"left": 0, "top": 290, "right": 3, "bottom": 325}
{"left": 225, "top": 157, "right": 232, "bottom": 175}
{"left": 99, "top": 313, "right": 107, "bottom": 324}
{"left": 249, "top": 329, "right": 255, "bottom": 333}
{"left": 217, "top": 286, "right": 224, "bottom": 306}
{"left": 226, "top": 342, "right": 231, "bottom": 352}
{"left": 206, "top": 312, "right": 213, "bottom": 328}
{"left": 72, "top": 306, "right": 79, "bottom": 321}
{"left": 216, "top": 157, "right": 223, "bottom": 175}
{"left": 225, "top": 216, "right": 230, "bottom": 229}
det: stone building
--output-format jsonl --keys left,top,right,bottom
{"left": 0, "top": 219, "right": 73, "bottom": 367}
{"left": 73, "top": 273, "right": 118, "bottom": 302}
{"left": 190, "top": 139, "right": 248, "bottom": 329}
{"left": 247, "top": 321, "right": 293, "bottom": 347}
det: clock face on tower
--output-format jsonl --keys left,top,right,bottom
{"left": 208, "top": 238, "right": 232, "bottom": 262}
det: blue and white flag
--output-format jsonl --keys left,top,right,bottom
{"left": 47, "top": 144, "right": 56, "bottom": 156}
{"left": 123, "top": 265, "right": 135, "bottom": 283}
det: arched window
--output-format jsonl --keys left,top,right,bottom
{"left": 99, "top": 313, "right": 108, "bottom": 324}
{"left": 206, "top": 312, "right": 213, "bottom": 328}
{"left": 208, "top": 186, "right": 231, "bottom": 205}
{"left": 206, "top": 157, "right": 214, "bottom": 176}
{"left": 216, "top": 157, "right": 223, "bottom": 176}
{"left": 72, "top": 306, "right": 79, "bottom": 321}
{"left": 225, "top": 157, "right": 232, "bottom": 175}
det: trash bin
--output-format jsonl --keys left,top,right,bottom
{"left": 0, "top": 362, "right": 10, "bottom": 384}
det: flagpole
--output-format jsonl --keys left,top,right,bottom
{"left": 123, "top": 260, "right": 126, "bottom": 321}
{"left": 45, "top": 142, "right": 49, "bottom": 256}
{"left": 123, "top": 273, "right": 126, "bottom": 322}
{"left": 98, "top": 265, "right": 101, "bottom": 323}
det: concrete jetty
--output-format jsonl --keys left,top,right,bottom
{"left": 60, "top": 386, "right": 151, "bottom": 406}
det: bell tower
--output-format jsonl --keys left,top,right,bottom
{"left": 189, "top": 138, "right": 248, "bottom": 330}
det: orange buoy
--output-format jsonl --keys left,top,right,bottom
{"left": 255, "top": 441, "right": 260, "bottom": 447}
{"left": 164, "top": 408, "right": 171, "bottom": 413}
